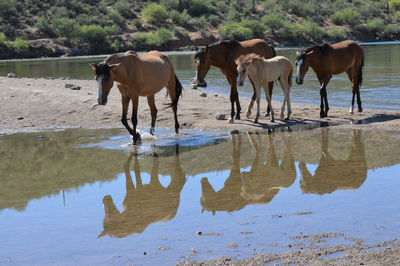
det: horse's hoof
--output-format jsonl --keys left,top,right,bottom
{"left": 284, "top": 117, "right": 289, "bottom": 122}
{"left": 271, "top": 118, "right": 275, "bottom": 123}
{"left": 131, "top": 133, "right": 141, "bottom": 144}
{"left": 235, "top": 115, "right": 241, "bottom": 120}
{"left": 280, "top": 113, "right": 285, "bottom": 120}
{"left": 264, "top": 112, "right": 270, "bottom": 117}
{"left": 150, "top": 127, "right": 154, "bottom": 135}
{"left": 358, "top": 107, "right": 363, "bottom": 113}
{"left": 254, "top": 119, "right": 258, "bottom": 124}
{"left": 246, "top": 111, "right": 252, "bottom": 118}
{"left": 228, "top": 117, "right": 234, "bottom": 123}
{"left": 320, "top": 112, "right": 326, "bottom": 118}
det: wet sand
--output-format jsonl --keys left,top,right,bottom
{"left": 1, "top": 76, "right": 400, "bottom": 264}
{"left": 1, "top": 76, "right": 400, "bottom": 135}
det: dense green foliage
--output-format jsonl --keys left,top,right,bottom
{"left": 0, "top": 0, "right": 399, "bottom": 58}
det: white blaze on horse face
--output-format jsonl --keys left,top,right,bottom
{"left": 97, "top": 75, "right": 103, "bottom": 103}
{"left": 296, "top": 59, "right": 303, "bottom": 82}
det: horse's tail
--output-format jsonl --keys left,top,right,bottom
{"left": 288, "top": 67, "right": 293, "bottom": 88}
{"left": 357, "top": 57, "right": 364, "bottom": 87}
{"left": 170, "top": 74, "right": 183, "bottom": 108}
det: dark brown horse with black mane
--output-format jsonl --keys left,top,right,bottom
{"left": 194, "top": 39, "right": 276, "bottom": 122}
{"left": 295, "top": 40, "right": 364, "bottom": 118}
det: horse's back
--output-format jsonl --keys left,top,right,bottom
{"left": 239, "top": 39, "right": 275, "bottom": 59}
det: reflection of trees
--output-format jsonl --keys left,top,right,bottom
{"left": 99, "top": 147, "right": 186, "bottom": 238}
{"left": 201, "top": 132, "right": 296, "bottom": 214}
{"left": 299, "top": 129, "right": 367, "bottom": 195}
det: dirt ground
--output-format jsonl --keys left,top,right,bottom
{"left": 1, "top": 76, "right": 400, "bottom": 264}
{"left": 1, "top": 76, "right": 400, "bottom": 136}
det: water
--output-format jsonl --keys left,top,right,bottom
{"left": 1, "top": 43, "right": 400, "bottom": 110}
{"left": 1, "top": 126, "right": 400, "bottom": 265}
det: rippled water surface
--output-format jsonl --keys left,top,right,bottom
{"left": 1, "top": 126, "right": 400, "bottom": 265}
{"left": 1, "top": 42, "right": 400, "bottom": 110}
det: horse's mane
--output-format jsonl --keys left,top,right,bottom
{"left": 235, "top": 53, "right": 265, "bottom": 66}
{"left": 302, "top": 43, "right": 331, "bottom": 54}
{"left": 105, "top": 51, "right": 137, "bottom": 64}
{"left": 218, "top": 39, "right": 241, "bottom": 49}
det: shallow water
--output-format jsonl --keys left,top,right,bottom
{"left": 1, "top": 126, "right": 400, "bottom": 265}
{"left": 1, "top": 42, "right": 400, "bottom": 110}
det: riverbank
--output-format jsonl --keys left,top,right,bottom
{"left": 1, "top": 76, "right": 400, "bottom": 136}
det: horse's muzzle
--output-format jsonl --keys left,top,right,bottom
{"left": 196, "top": 78, "right": 207, "bottom": 88}
{"left": 296, "top": 78, "right": 303, "bottom": 85}
{"left": 97, "top": 97, "right": 108, "bottom": 105}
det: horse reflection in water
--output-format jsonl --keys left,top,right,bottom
{"left": 299, "top": 129, "right": 367, "bottom": 195}
{"left": 98, "top": 148, "right": 186, "bottom": 238}
{"left": 201, "top": 132, "right": 296, "bottom": 214}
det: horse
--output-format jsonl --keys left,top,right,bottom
{"left": 98, "top": 150, "right": 186, "bottom": 238}
{"left": 299, "top": 129, "right": 367, "bottom": 195}
{"left": 89, "top": 50, "right": 182, "bottom": 144}
{"left": 194, "top": 39, "right": 276, "bottom": 122}
{"left": 236, "top": 54, "right": 293, "bottom": 123}
{"left": 295, "top": 40, "right": 364, "bottom": 118}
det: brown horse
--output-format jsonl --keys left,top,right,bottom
{"left": 89, "top": 51, "right": 182, "bottom": 144}
{"left": 299, "top": 129, "right": 367, "bottom": 195}
{"left": 295, "top": 40, "right": 364, "bottom": 118}
{"left": 194, "top": 39, "right": 276, "bottom": 122}
{"left": 98, "top": 150, "right": 186, "bottom": 238}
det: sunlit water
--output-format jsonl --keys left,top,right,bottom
{"left": 1, "top": 126, "right": 400, "bottom": 265}
{"left": 1, "top": 43, "right": 400, "bottom": 110}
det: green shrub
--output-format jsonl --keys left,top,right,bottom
{"left": 147, "top": 28, "right": 172, "bottom": 46}
{"left": 389, "top": 0, "right": 400, "bottom": 11}
{"left": 298, "top": 21, "right": 326, "bottom": 42}
{"left": 327, "top": 27, "right": 347, "bottom": 40}
{"left": 109, "top": 10, "right": 124, "bottom": 25}
{"left": 52, "top": 18, "right": 78, "bottom": 38}
{"left": 12, "top": 37, "right": 29, "bottom": 54}
{"left": 142, "top": 3, "right": 168, "bottom": 24}
{"left": 240, "top": 20, "right": 265, "bottom": 38}
{"left": 37, "top": 16, "right": 55, "bottom": 37}
{"left": 76, "top": 25, "right": 109, "bottom": 52}
{"left": 0, "top": 0, "right": 17, "bottom": 17}
{"left": 160, "top": 0, "right": 179, "bottom": 10}
{"left": 262, "top": 13, "right": 286, "bottom": 32}
{"left": 0, "top": 33, "right": 7, "bottom": 52}
{"left": 365, "top": 19, "right": 386, "bottom": 32}
{"left": 331, "top": 8, "right": 361, "bottom": 26}
{"left": 170, "top": 10, "right": 191, "bottom": 28}
{"left": 114, "top": 0, "right": 132, "bottom": 18}
{"left": 219, "top": 22, "right": 254, "bottom": 41}
{"left": 187, "top": 0, "right": 212, "bottom": 17}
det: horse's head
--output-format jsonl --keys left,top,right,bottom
{"left": 194, "top": 45, "right": 210, "bottom": 87}
{"left": 295, "top": 50, "right": 310, "bottom": 85}
{"left": 89, "top": 62, "right": 119, "bottom": 105}
{"left": 235, "top": 54, "right": 261, "bottom": 86}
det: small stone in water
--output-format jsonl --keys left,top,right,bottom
{"left": 200, "top": 92, "right": 207, "bottom": 97}
{"left": 197, "top": 231, "right": 202, "bottom": 235}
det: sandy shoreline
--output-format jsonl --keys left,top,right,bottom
{"left": 1, "top": 76, "right": 400, "bottom": 136}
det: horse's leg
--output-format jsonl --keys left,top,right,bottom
{"left": 319, "top": 82, "right": 328, "bottom": 118}
{"left": 234, "top": 84, "right": 241, "bottom": 120}
{"left": 229, "top": 83, "right": 240, "bottom": 123}
{"left": 254, "top": 86, "right": 261, "bottom": 123}
{"left": 346, "top": 68, "right": 356, "bottom": 114}
{"left": 121, "top": 95, "right": 136, "bottom": 138}
{"left": 280, "top": 79, "right": 292, "bottom": 121}
{"left": 247, "top": 78, "right": 256, "bottom": 118}
{"left": 147, "top": 95, "right": 157, "bottom": 135}
{"left": 124, "top": 153, "right": 136, "bottom": 193}
{"left": 352, "top": 66, "right": 363, "bottom": 113}
{"left": 130, "top": 95, "right": 140, "bottom": 144}
{"left": 265, "top": 81, "right": 273, "bottom": 116}
{"left": 265, "top": 84, "right": 275, "bottom": 122}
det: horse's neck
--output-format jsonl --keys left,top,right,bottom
{"left": 209, "top": 46, "right": 234, "bottom": 69}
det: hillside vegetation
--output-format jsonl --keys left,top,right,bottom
{"left": 1, "top": 0, "right": 400, "bottom": 58}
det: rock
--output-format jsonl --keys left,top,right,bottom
{"left": 65, "top": 84, "right": 74, "bottom": 88}
{"left": 215, "top": 112, "right": 225, "bottom": 120}
{"left": 197, "top": 231, "right": 202, "bottom": 235}
{"left": 17, "top": 117, "right": 24, "bottom": 120}
{"left": 7, "top": 73, "right": 16, "bottom": 78}
{"left": 70, "top": 86, "right": 81, "bottom": 90}
{"left": 200, "top": 92, "right": 207, "bottom": 97}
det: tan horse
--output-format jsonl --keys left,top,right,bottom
{"left": 98, "top": 150, "right": 186, "bottom": 238}
{"left": 89, "top": 51, "right": 182, "bottom": 144}
{"left": 295, "top": 40, "right": 364, "bottom": 118}
{"left": 236, "top": 54, "right": 293, "bottom": 123}
{"left": 194, "top": 39, "right": 276, "bottom": 122}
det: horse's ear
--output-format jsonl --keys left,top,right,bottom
{"left": 296, "top": 50, "right": 301, "bottom": 57}
{"left": 97, "top": 230, "right": 106, "bottom": 239}
{"left": 205, "top": 45, "right": 209, "bottom": 54}
{"left": 88, "top": 63, "right": 97, "bottom": 70}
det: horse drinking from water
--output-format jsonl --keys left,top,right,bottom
{"left": 89, "top": 51, "right": 182, "bottom": 144}
{"left": 194, "top": 39, "right": 276, "bottom": 122}
{"left": 295, "top": 40, "right": 364, "bottom": 118}
{"left": 236, "top": 54, "right": 293, "bottom": 123}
